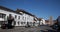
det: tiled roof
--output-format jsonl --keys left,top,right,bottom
{"left": 37, "top": 18, "right": 42, "bottom": 21}
{"left": 0, "top": 6, "right": 22, "bottom": 15}
{"left": 0, "top": 6, "right": 36, "bottom": 17}
{"left": 16, "top": 9, "right": 35, "bottom": 16}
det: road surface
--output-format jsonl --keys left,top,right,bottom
{"left": 0, "top": 25, "right": 54, "bottom": 32}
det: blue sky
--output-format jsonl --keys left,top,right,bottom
{"left": 0, "top": 0, "right": 60, "bottom": 20}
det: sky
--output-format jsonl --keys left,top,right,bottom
{"left": 0, "top": 0, "right": 60, "bottom": 20}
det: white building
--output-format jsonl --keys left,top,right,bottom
{"left": 40, "top": 19, "right": 46, "bottom": 25}
{"left": 0, "top": 6, "right": 36, "bottom": 27}
{"left": 38, "top": 18, "right": 46, "bottom": 25}
{"left": 16, "top": 9, "right": 35, "bottom": 26}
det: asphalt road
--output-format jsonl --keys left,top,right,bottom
{"left": 0, "top": 27, "right": 40, "bottom": 32}
{"left": 0, "top": 25, "right": 54, "bottom": 32}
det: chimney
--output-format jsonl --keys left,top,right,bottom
{"left": 16, "top": 9, "right": 20, "bottom": 12}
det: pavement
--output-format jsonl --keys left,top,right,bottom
{"left": 0, "top": 25, "right": 54, "bottom": 32}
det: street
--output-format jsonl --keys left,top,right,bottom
{"left": 0, "top": 25, "right": 54, "bottom": 32}
{"left": 0, "top": 27, "right": 40, "bottom": 32}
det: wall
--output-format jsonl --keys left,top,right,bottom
{"left": 0, "top": 9, "right": 22, "bottom": 26}
{"left": 0, "top": 9, "right": 35, "bottom": 26}
{"left": 22, "top": 13, "right": 34, "bottom": 26}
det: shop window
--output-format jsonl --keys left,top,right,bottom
{"left": 0, "top": 13, "right": 6, "bottom": 18}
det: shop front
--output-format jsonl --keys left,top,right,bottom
{"left": 0, "top": 13, "right": 7, "bottom": 27}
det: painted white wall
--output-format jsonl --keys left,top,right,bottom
{"left": 35, "top": 20, "right": 39, "bottom": 26}
{"left": 0, "top": 9, "right": 35, "bottom": 26}
{"left": 22, "top": 13, "right": 34, "bottom": 26}
{"left": 0, "top": 9, "right": 22, "bottom": 26}
{"left": 23, "top": 14, "right": 34, "bottom": 22}
{"left": 42, "top": 19, "right": 46, "bottom": 25}
{"left": 40, "top": 19, "right": 46, "bottom": 25}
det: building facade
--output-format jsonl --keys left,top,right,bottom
{"left": 0, "top": 6, "right": 37, "bottom": 27}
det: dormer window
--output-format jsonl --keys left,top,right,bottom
{"left": 34, "top": 18, "right": 37, "bottom": 21}
{"left": 19, "top": 12, "right": 24, "bottom": 14}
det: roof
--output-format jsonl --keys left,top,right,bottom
{"left": 16, "top": 9, "right": 35, "bottom": 16}
{"left": 45, "top": 20, "right": 49, "bottom": 22}
{"left": 0, "top": 6, "right": 22, "bottom": 15}
{"left": 0, "top": 6, "right": 36, "bottom": 17}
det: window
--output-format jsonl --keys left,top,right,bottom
{"left": 21, "top": 22, "right": 26, "bottom": 24}
{"left": 0, "top": 13, "right": 6, "bottom": 18}
{"left": 0, "top": 14, "right": 2, "bottom": 18}
{"left": 15, "top": 15, "right": 17, "bottom": 18}
{"left": 23, "top": 22, "right": 26, "bottom": 24}
{"left": 14, "top": 21, "right": 16, "bottom": 25}
{"left": 34, "top": 18, "right": 37, "bottom": 21}
{"left": 30, "top": 22, "right": 32, "bottom": 24}
{"left": 21, "top": 22, "right": 23, "bottom": 24}
{"left": 18, "top": 16, "right": 20, "bottom": 19}
{"left": 18, "top": 21, "right": 20, "bottom": 25}
{"left": 19, "top": 12, "right": 24, "bottom": 15}
{"left": 22, "top": 16, "right": 24, "bottom": 20}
